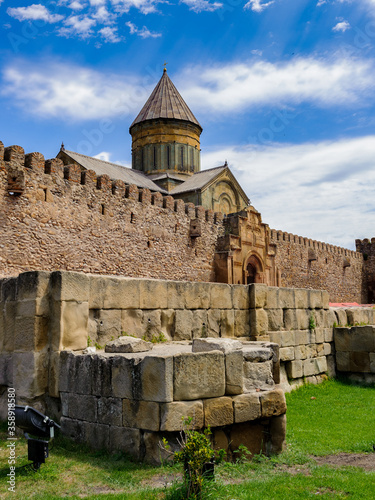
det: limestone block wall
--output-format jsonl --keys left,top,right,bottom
{"left": 270, "top": 229, "right": 364, "bottom": 303}
{"left": 59, "top": 341, "right": 286, "bottom": 464}
{"left": 334, "top": 325, "right": 375, "bottom": 384}
{"left": 248, "top": 285, "right": 375, "bottom": 389}
{"left": 0, "top": 142, "right": 223, "bottom": 282}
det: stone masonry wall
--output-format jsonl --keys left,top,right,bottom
{"left": 0, "top": 141, "right": 223, "bottom": 281}
{"left": 356, "top": 238, "right": 375, "bottom": 303}
{"left": 270, "top": 229, "right": 364, "bottom": 303}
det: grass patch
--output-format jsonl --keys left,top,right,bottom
{"left": 1, "top": 378, "right": 374, "bottom": 498}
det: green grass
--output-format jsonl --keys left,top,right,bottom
{"left": 1, "top": 378, "right": 374, "bottom": 499}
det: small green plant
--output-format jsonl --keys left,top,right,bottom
{"left": 142, "top": 332, "right": 167, "bottom": 343}
{"left": 161, "top": 417, "right": 225, "bottom": 499}
{"left": 87, "top": 336, "right": 92, "bottom": 347}
{"left": 94, "top": 342, "right": 103, "bottom": 350}
{"left": 309, "top": 314, "right": 316, "bottom": 331}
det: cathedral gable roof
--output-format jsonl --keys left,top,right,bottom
{"left": 130, "top": 69, "right": 202, "bottom": 130}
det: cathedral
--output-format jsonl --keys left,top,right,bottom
{"left": 57, "top": 68, "right": 249, "bottom": 217}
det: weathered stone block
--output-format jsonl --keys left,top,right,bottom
{"left": 207, "top": 309, "right": 220, "bottom": 337}
{"left": 283, "top": 309, "right": 298, "bottom": 330}
{"left": 315, "top": 328, "right": 325, "bottom": 343}
{"left": 230, "top": 422, "right": 266, "bottom": 457}
{"left": 336, "top": 351, "right": 350, "bottom": 371}
{"left": 160, "top": 401, "right": 204, "bottom": 431}
{"left": 111, "top": 356, "right": 134, "bottom": 399}
{"left": 60, "top": 417, "right": 85, "bottom": 443}
{"left": 14, "top": 315, "right": 48, "bottom": 352}
{"left": 279, "top": 288, "right": 295, "bottom": 309}
{"left": 97, "top": 397, "right": 122, "bottom": 426}
{"left": 105, "top": 336, "right": 152, "bottom": 353}
{"left": 96, "top": 309, "right": 122, "bottom": 344}
{"left": 250, "top": 308, "right": 268, "bottom": 336}
{"left": 51, "top": 271, "right": 90, "bottom": 302}
{"left": 232, "top": 393, "right": 261, "bottom": 423}
{"left": 226, "top": 350, "right": 244, "bottom": 395}
{"left": 296, "top": 309, "right": 309, "bottom": 330}
{"left": 294, "top": 330, "right": 309, "bottom": 345}
{"left": 233, "top": 310, "right": 250, "bottom": 338}
{"left": 370, "top": 353, "right": 375, "bottom": 373}
{"left": 315, "top": 356, "right": 328, "bottom": 373}
{"left": 139, "top": 355, "right": 174, "bottom": 402}
{"left": 48, "top": 351, "right": 61, "bottom": 398}
{"left": 294, "top": 345, "right": 306, "bottom": 360}
{"left": 84, "top": 421, "right": 110, "bottom": 450}
{"left": 139, "top": 279, "right": 168, "bottom": 309}
{"left": 279, "top": 347, "right": 295, "bottom": 361}
{"left": 166, "top": 281, "right": 186, "bottom": 309}
{"left": 62, "top": 392, "right": 97, "bottom": 422}
{"left": 190, "top": 309, "right": 208, "bottom": 339}
{"left": 52, "top": 300, "right": 88, "bottom": 351}
{"left": 0, "top": 354, "right": 13, "bottom": 386}
{"left": 108, "top": 426, "right": 141, "bottom": 459}
{"left": 123, "top": 399, "right": 160, "bottom": 431}
{"left": 242, "top": 346, "right": 272, "bottom": 362}
{"left": 269, "top": 331, "right": 295, "bottom": 347}
{"left": 185, "top": 282, "right": 211, "bottom": 309}
{"left": 174, "top": 309, "right": 193, "bottom": 340}
{"left": 192, "top": 337, "right": 242, "bottom": 353}
{"left": 13, "top": 351, "right": 48, "bottom": 398}
{"left": 232, "top": 285, "right": 249, "bottom": 309}
{"left": 259, "top": 388, "right": 287, "bottom": 417}
{"left": 212, "top": 429, "right": 230, "bottom": 455}
{"left": 210, "top": 283, "right": 233, "bottom": 309}
{"left": 350, "top": 326, "right": 375, "bottom": 352}
{"left": 286, "top": 359, "right": 303, "bottom": 379}
{"left": 350, "top": 352, "right": 370, "bottom": 372}
{"left": 334, "top": 328, "right": 351, "bottom": 352}
{"left": 243, "top": 360, "right": 274, "bottom": 391}
{"left": 121, "top": 309, "right": 145, "bottom": 338}
{"left": 16, "top": 271, "right": 50, "bottom": 301}
{"left": 173, "top": 351, "right": 225, "bottom": 400}
{"left": 269, "top": 414, "right": 286, "bottom": 454}
{"left": 267, "top": 309, "right": 283, "bottom": 331}
{"left": 308, "top": 290, "right": 322, "bottom": 309}
{"left": 220, "top": 309, "right": 235, "bottom": 337}
{"left": 204, "top": 397, "right": 233, "bottom": 427}
{"left": 294, "top": 289, "right": 308, "bottom": 309}
{"left": 324, "top": 328, "right": 334, "bottom": 342}
{"left": 334, "top": 308, "right": 347, "bottom": 327}
{"left": 327, "top": 354, "right": 336, "bottom": 378}
{"left": 323, "top": 343, "right": 332, "bottom": 356}
{"left": 322, "top": 291, "right": 329, "bottom": 309}
{"left": 249, "top": 284, "right": 268, "bottom": 308}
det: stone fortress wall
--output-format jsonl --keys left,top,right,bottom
{"left": 0, "top": 142, "right": 223, "bottom": 282}
{"left": 269, "top": 229, "right": 364, "bottom": 303}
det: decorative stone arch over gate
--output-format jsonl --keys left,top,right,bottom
{"left": 244, "top": 252, "right": 264, "bottom": 284}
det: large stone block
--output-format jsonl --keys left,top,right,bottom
{"left": 294, "top": 345, "right": 306, "bottom": 360}
{"left": 102, "top": 278, "right": 141, "bottom": 309}
{"left": 108, "top": 426, "right": 141, "bottom": 459}
{"left": 123, "top": 399, "right": 160, "bottom": 431}
{"left": 174, "top": 309, "right": 193, "bottom": 340}
{"left": 242, "top": 346, "right": 272, "bottom": 362}
{"left": 15, "top": 271, "right": 51, "bottom": 301}
{"left": 185, "top": 282, "right": 211, "bottom": 309}
{"left": 51, "top": 300, "right": 88, "bottom": 351}
{"left": 60, "top": 353, "right": 93, "bottom": 395}
{"left": 335, "top": 351, "right": 350, "bottom": 371}
{"left": 249, "top": 284, "right": 268, "bottom": 308}
{"left": 243, "top": 360, "right": 274, "bottom": 391}
{"left": 350, "top": 352, "right": 370, "bottom": 372}
{"left": 105, "top": 336, "right": 152, "bottom": 353}
{"left": 13, "top": 351, "right": 48, "bottom": 398}
{"left": 0, "top": 354, "right": 13, "bottom": 386}
{"left": 283, "top": 309, "right": 298, "bottom": 330}
{"left": 233, "top": 310, "right": 250, "bottom": 338}
{"left": 286, "top": 359, "right": 303, "bottom": 379}
{"left": 97, "top": 397, "right": 122, "bottom": 426}
{"left": 232, "top": 285, "right": 250, "bottom": 310}
{"left": 62, "top": 392, "right": 97, "bottom": 422}
{"left": 324, "top": 328, "right": 334, "bottom": 342}
{"left": 259, "top": 388, "right": 287, "bottom": 417}
{"left": 91, "top": 354, "right": 114, "bottom": 397}
{"left": 204, "top": 396, "right": 233, "bottom": 427}
{"left": 190, "top": 309, "right": 208, "bottom": 339}
{"left": 279, "top": 347, "right": 295, "bottom": 362}
{"left": 84, "top": 421, "right": 110, "bottom": 451}
{"left": 308, "top": 290, "right": 322, "bottom": 309}
{"left": 173, "top": 351, "right": 225, "bottom": 400}
{"left": 334, "top": 308, "right": 347, "bottom": 327}
{"left": 207, "top": 309, "right": 220, "bottom": 337}
{"left": 139, "top": 355, "right": 174, "bottom": 402}
{"left": 220, "top": 309, "right": 235, "bottom": 338}
{"left": 294, "top": 289, "right": 308, "bottom": 309}
{"left": 226, "top": 350, "right": 244, "bottom": 395}
{"left": 111, "top": 356, "right": 134, "bottom": 399}
{"left": 296, "top": 309, "right": 309, "bottom": 330}
{"left": 210, "top": 283, "right": 233, "bottom": 309}
{"left": 334, "top": 328, "right": 351, "bottom": 352}
{"left": 166, "top": 281, "right": 186, "bottom": 309}
{"left": 279, "top": 288, "right": 295, "bottom": 309}
{"left": 121, "top": 309, "right": 145, "bottom": 338}
{"left": 269, "top": 330, "right": 295, "bottom": 347}
{"left": 350, "top": 326, "right": 375, "bottom": 352}
{"left": 142, "top": 310, "right": 163, "bottom": 340}
{"left": 249, "top": 308, "right": 268, "bottom": 336}
{"left": 268, "top": 414, "right": 286, "bottom": 454}
{"left": 370, "top": 353, "right": 375, "bottom": 373}
{"left": 3, "top": 301, "right": 16, "bottom": 352}
{"left": 50, "top": 271, "right": 90, "bottom": 302}
{"left": 315, "top": 328, "right": 325, "bottom": 343}
{"left": 230, "top": 422, "right": 266, "bottom": 457}
{"left": 160, "top": 401, "right": 204, "bottom": 431}
{"left": 192, "top": 337, "right": 242, "bottom": 354}
{"left": 48, "top": 351, "right": 61, "bottom": 398}
{"left": 267, "top": 309, "right": 283, "bottom": 331}
{"left": 139, "top": 279, "right": 168, "bottom": 309}
{"left": 232, "top": 393, "right": 261, "bottom": 423}
{"left": 95, "top": 309, "right": 122, "bottom": 345}
{"left": 60, "top": 417, "right": 85, "bottom": 443}
{"left": 14, "top": 315, "right": 48, "bottom": 352}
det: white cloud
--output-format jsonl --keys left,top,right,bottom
{"left": 180, "top": 0, "right": 223, "bottom": 13}
{"left": 179, "top": 57, "right": 375, "bottom": 114}
{"left": 59, "top": 14, "right": 96, "bottom": 38}
{"left": 111, "top": 0, "right": 159, "bottom": 14}
{"left": 202, "top": 136, "right": 375, "bottom": 249}
{"left": 7, "top": 4, "right": 64, "bottom": 23}
{"left": 94, "top": 151, "right": 111, "bottom": 161}
{"left": 1, "top": 61, "right": 151, "bottom": 121}
{"left": 317, "top": 0, "right": 326, "bottom": 6}
{"left": 99, "top": 26, "right": 121, "bottom": 42}
{"left": 125, "top": 21, "right": 161, "bottom": 38}
{"left": 93, "top": 6, "right": 115, "bottom": 22}
{"left": 244, "top": 0, "right": 274, "bottom": 13}
{"left": 333, "top": 20, "right": 350, "bottom": 32}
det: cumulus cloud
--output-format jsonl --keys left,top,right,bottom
{"left": 244, "top": 0, "right": 274, "bottom": 13}
{"left": 179, "top": 57, "right": 375, "bottom": 114}
{"left": 59, "top": 14, "right": 96, "bottom": 38}
{"left": 180, "top": 0, "right": 223, "bottom": 13}
{"left": 99, "top": 26, "right": 122, "bottom": 42}
{"left": 333, "top": 20, "right": 350, "bottom": 32}
{"left": 1, "top": 61, "right": 151, "bottom": 120}
{"left": 126, "top": 21, "right": 161, "bottom": 38}
{"left": 7, "top": 4, "right": 64, "bottom": 23}
{"left": 111, "top": 0, "right": 160, "bottom": 14}
{"left": 202, "top": 136, "right": 375, "bottom": 249}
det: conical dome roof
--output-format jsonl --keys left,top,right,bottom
{"left": 130, "top": 69, "right": 202, "bottom": 130}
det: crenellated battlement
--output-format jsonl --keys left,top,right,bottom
{"left": 0, "top": 141, "right": 223, "bottom": 224}
{"left": 270, "top": 228, "right": 362, "bottom": 260}
{"left": 355, "top": 238, "right": 375, "bottom": 255}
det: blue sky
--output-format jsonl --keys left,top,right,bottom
{"left": 1, "top": 0, "right": 375, "bottom": 249}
